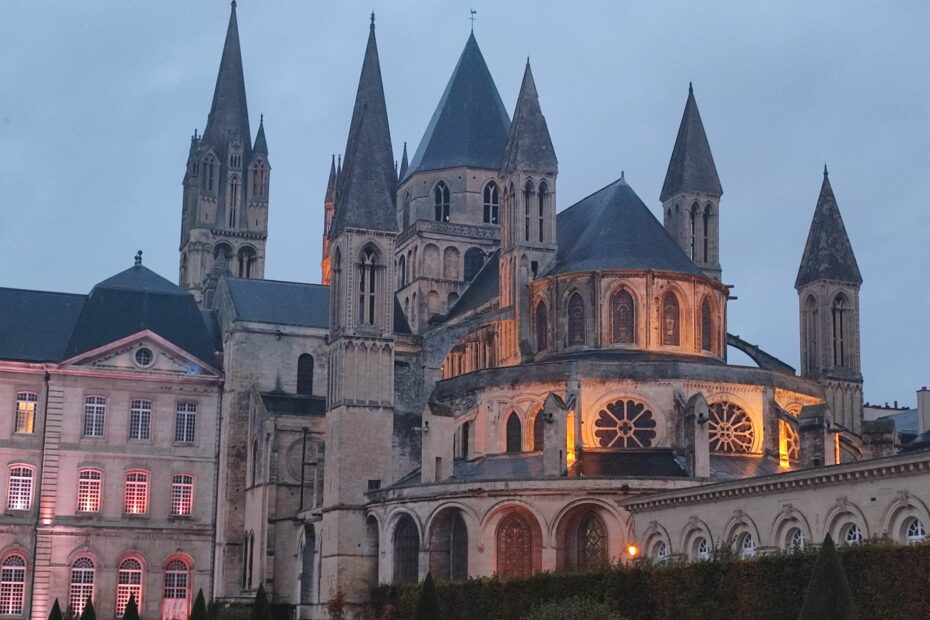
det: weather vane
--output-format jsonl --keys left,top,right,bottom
{"left": 469, "top": 9, "right": 476, "bottom": 32}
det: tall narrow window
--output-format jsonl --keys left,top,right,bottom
{"left": 532, "top": 412, "right": 545, "bottom": 451}
{"left": 398, "top": 255, "right": 407, "bottom": 288}
{"left": 14, "top": 392, "right": 36, "bottom": 434}
{"left": 537, "top": 182, "right": 547, "bottom": 243}
{"left": 175, "top": 402, "right": 197, "bottom": 443}
{"left": 171, "top": 474, "right": 194, "bottom": 517}
{"left": 202, "top": 156, "right": 216, "bottom": 192}
{"left": 228, "top": 176, "right": 240, "bottom": 228}
{"left": 69, "top": 557, "right": 95, "bottom": 616}
{"left": 506, "top": 413, "right": 522, "bottom": 453}
{"left": 129, "top": 399, "right": 151, "bottom": 441}
{"left": 0, "top": 555, "right": 26, "bottom": 615}
{"left": 567, "top": 292, "right": 586, "bottom": 346}
{"left": 238, "top": 247, "right": 257, "bottom": 278}
{"left": 702, "top": 205, "right": 712, "bottom": 263}
{"left": 497, "top": 512, "right": 533, "bottom": 578}
{"left": 163, "top": 559, "right": 191, "bottom": 615}
{"left": 450, "top": 513, "right": 469, "bottom": 581}
{"left": 804, "top": 296, "right": 819, "bottom": 374}
{"left": 483, "top": 182, "right": 499, "bottom": 224}
{"left": 7, "top": 466, "right": 33, "bottom": 510}
{"left": 460, "top": 421, "right": 471, "bottom": 460}
{"left": 252, "top": 163, "right": 266, "bottom": 198}
{"left": 297, "top": 354, "right": 314, "bottom": 395}
{"left": 116, "top": 559, "right": 143, "bottom": 616}
{"left": 523, "top": 181, "right": 534, "bottom": 242}
{"left": 662, "top": 292, "right": 680, "bottom": 346}
{"left": 358, "top": 247, "right": 378, "bottom": 325}
{"left": 610, "top": 289, "right": 635, "bottom": 344}
{"left": 534, "top": 302, "right": 548, "bottom": 352}
{"left": 577, "top": 512, "right": 607, "bottom": 570}
{"left": 77, "top": 469, "right": 102, "bottom": 513}
{"left": 434, "top": 182, "right": 450, "bottom": 222}
{"left": 123, "top": 471, "right": 149, "bottom": 515}
{"left": 393, "top": 516, "right": 420, "bottom": 584}
{"left": 701, "top": 297, "right": 714, "bottom": 353}
{"left": 83, "top": 396, "right": 107, "bottom": 438}
{"left": 832, "top": 295, "right": 847, "bottom": 367}
{"left": 402, "top": 192, "right": 411, "bottom": 229}
{"left": 689, "top": 203, "right": 698, "bottom": 260}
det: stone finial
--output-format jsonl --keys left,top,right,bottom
{"left": 134, "top": 250, "right": 143, "bottom": 266}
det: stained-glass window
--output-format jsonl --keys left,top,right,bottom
{"left": 701, "top": 297, "right": 714, "bottom": 352}
{"left": 483, "top": 182, "right": 499, "bottom": 224}
{"left": 69, "top": 557, "right": 95, "bottom": 616}
{"left": 0, "top": 555, "right": 26, "bottom": 615}
{"left": 662, "top": 292, "right": 680, "bottom": 346}
{"left": 567, "top": 293, "right": 586, "bottom": 346}
{"left": 611, "top": 290, "right": 635, "bottom": 344}
{"left": 116, "top": 558, "right": 143, "bottom": 616}
{"left": 393, "top": 516, "right": 419, "bottom": 584}
{"left": 577, "top": 512, "right": 607, "bottom": 570}
{"left": 784, "top": 422, "right": 800, "bottom": 463}
{"left": 535, "top": 302, "right": 548, "bottom": 352}
{"left": 434, "top": 182, "right": 450, "bottom": 222}
{"left": 506, "top": 413, "right": 522, "bottom": 453}
{"left": 14, "top": 392, "right": 36, "bottom": 434}
{"left": 497, "top": 512, "right": 533, "bottom": 578}
{"left": 77, "top": 469, "right": 102, "bottom": 513}
{"left": 708, "top": 402, "right": 754, "bottom": 453}
{"left": 594, "top": 399, "right": 657, "bottom": 448}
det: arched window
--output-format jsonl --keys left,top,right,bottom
{"left": 786, "top": 527, "right": 806, "bottom": 552}
{"left": 708, "top": 402, "right": 754, "bottom": 453}
{"left": 460, "top": 421, "right": 471, "bottom": 460}
{"left": 694, "top": 537, "right": 711, "bottom": 561}
{"left": 0, "top": 555, "right": 26, "bottom": 615}
{"left": 537, "top": 182, "right": 547, "bottom": 243}
{"left": 610, "top": 289, "right": 635, "bottom": 344}
{"left": 689, "top": 202, "right": 699, "bottom": 260}
{"left": 246, "top": 531, "right": 255, "bottom": 589}
{"left": 237, "top": 247, "right": 257, "bottom": 278}
{"left": 661, "top": 292, "right": 680, "bottom": 346}
{"left": 251, "top": 439, "right": 259, "bottom": 486}
{"left": 163, "top": 559, "right": 191, "bottom": 619}
{"left": 534, "top": 302, "right": 548, "bottom": 352}
{"left": 523, "top": 181, "right": 534, "bottom": 242}
{"left": 450, "top": 513, "right": 468, "bottom": 581}
{"left": 116, "top": 558, "right": 143, "bottom": 616}
{"left": 202, "top": 155, "right": 216, "bottom": 192}
{"left": 447, "top": 292, "right": 459, "bottom": 309}
{"left": 228, "top": 176, "right": 240, "bottom": 228}
{"left": 402, "top": 192, "right": 411, "bottom": 229}
{"left": 398, "top": 255, "right": 407, "bottom": 288}
{"left": 567, "top": 292, "right": 586, "bottom": 346}
{"left": 701, "top": 297, "right": 714, "bottom": 352}
{"left": 443, "top": 247, "right": 460, "bottom": 279}
{"left": 738, "top": 533, "right": 756, "bottom": 558}
{"left": 300, "top": 526, "right": 316, "bottom": 604}
{"left": 7, "top": 465, "right": 33, "bottom": 510}
{"left": 358, "top": 247, "right": 379, "bottom": 325}
{"left": 251, "top": 162, "right": 266, "bottom": 198}
{"left": 297, "top": 354, "right": 314, "bottom": 395}
{"left": 652, "top": 541, "right": 669, "bottom": 565}
{"left": 702, "top": 205, "right": 712, "bottom": 263}
{"left": 483, "top": 182, "right": 499, "bottom": 224}
{"left": 832, "top": 294, "right": 848, "bottom": 367}
{"left": 464, "top": 248, "right": 485, "bottom": 281}
{"left": 506, "top": 413, "right": 522, "bottom": 453}
{"left": 576, "top": 512, "right": 607, "bottom": 570}
{"left": 532, "top": 411, "right": 545, "bottom": 451}
{"left": 393, "top": 516, "right": 419, "bottom": 584}
{"left": 434, "top": 182, "right": 450, "bottom": 222}
{"left": 804, "top": 295, "right": 819, "bottom": 374}
{"left": 14, "top": 392, "right": 36, "bottom": 434}
{"left": 841, "top": 523, "right": 863, "bottom": 546}
{"left": 497, "top": 512, "right": 533, "bottom": 578}
{"left": 70, "top": 557, "right": 95, "bottom": 616}
{"left": 905, "top": 518, "right": 926, "bottom": 544}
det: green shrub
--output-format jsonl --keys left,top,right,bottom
{"left": 48, "top": 600, "right": 63, "bottom": 620}
{"left": 414, "top": 573, "right": 440, "bottom": 620}
{"left": 123, "top": 595, "right": 140, "bottom": 620}
{"left": 190, "top": 589, "right": 210, "bottom": 620}
{"left": 522, "top": 596, "right": 624, "bottom": 620}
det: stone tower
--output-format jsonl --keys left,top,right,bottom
{"left": 498, "top": 60, "right": 558, "bottom": 364}
{"left": 796, "top": 167, "right": 863, "bottom": 433}
{"left": 661, "top": 84, "right": 723, "bottom": 280}
{"left": 179, "top": 1, "right": 269, "bottom": 304}
{"left": 320, "top": 15, "right": 398, "bottom": 608}
{"left": 320, "top": 155, "right": 337, "bottom": 285}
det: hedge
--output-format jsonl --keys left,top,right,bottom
{"left": 369, "top": 541, "right": 930, "bottom": 620}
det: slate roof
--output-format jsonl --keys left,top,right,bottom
{"left": 260, "top": 392, "right": 326, "bottom": 417}
{"left": 795, "top": 169, "right": 862, "bottom": 288}
{"left": 709, "top": 454, "right": 790, "bottom": 480}
{"left": 329, "top": 20, "right": 397, "bottom": 236}
{"left": 546, "top": 176, "right": 703, "bottom": 276}
{"left": 224, "top": 277, "right": 329, "bottom": 328}
{"left": 446, "top": 250, "right": 500, "bottom": 319}
{"left": 0, "top": 288, "right": 85, "bottom": 362}
{"left": 393, "top": 297, "right": 412, "bottom": 334}
{"left": 324, "top": 154, "right": 337, "bottom": 204}
{"left": 501, "top": 61, "right": 557, "bottom": 174}
{"left": 405, "top": 33, "right": 511, "bottom": 178}
{"left": 202, "top": 2, "right": 251, "bottom": 158}
{"left": 252, "top": 116, "right": 268, "bottom": 155}
{"left": 572, "top": 449, "right": 688, "bottom": 477}
{"left": 660, "top": 84, "right": 722, "bottom": 202}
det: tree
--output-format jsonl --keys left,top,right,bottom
{"left": 798, "top": 535, "right": 859, "bottom": 620}
{"left": 48, "top": 599, "right": 63, "bottom": 620}
{"left": 189, "top": 589, "right": 209, "bottom": 620}
{"left": 413, "top": 573, "right": 440, "bottom": 620}
{"left": 80, "top": 598, "right": 96, "bottom": 620}
{"left": 123, "top": 594, "right": 140, "bottom": 620}
{"left": 523, "top": 597, "right": 625, "bottom": 620}
{"left": 251, "top": 585, "right": 273, "bottom": 620}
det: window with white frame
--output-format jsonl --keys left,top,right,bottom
{"left": 693, "top": 537, "right": 710, "bottom": 561}
{"left": 175, "top": 402, "right": 197, "bottom": 443}
{"left": 842, "top": 523, "right": 863, "bottom": 546}
{"left": 83, "top": 396, "right": 107, "bottom": 438}
{"left": 129, "top": 400, "right": 152, "bottom": 441}
{"left": 652, "top": 541, "right": 668, "bottom": 564}
{"left": 163, "top": 559, "right": 190, "bottom": 600}
{"left": 786, "top": 527, "right": 806, "bottom": 552}
{"left": 905, "top": 518, "right": 926, "bottom": 544}
{"left": 116, "top": 558, "right": 143, "bottom": 616}
{"left": 0, "top": 555, "right": 26, "bottom": 615}
{"left": 7, "top": 466, "right": 33, "bottom": 511}
{"left": 171, "top": 475, "right": 194, "bottom": 517}
{"left": 738, "top": 532, "right": 756, "bottom": 558}
{"left": 14, "top": 393, "right": 37, "bottom": 434}
{"left": 69, "top": 557, "right": 95, "bottom": 616}
{"left": 123, "top": 471, "right": 148, "bottom": 515}
{"left": 76, "top": 469, "right": 102, "bottom": 513}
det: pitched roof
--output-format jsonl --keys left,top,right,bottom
{"left": 546, "top": 175, "right": 703, "bottom": 276}
{"left": 95, "top": 264, "right": 187, "bottom": 296}
{"left": 330, "top": 20, "right": 397, "bottom": 236}
{"left": 224, "top": 277, "right": 330, "bottom": 328}
{"left": 405, "top": 33, "right": 511, "bottom": 178}
{"left": 795, "top": 169, "right": 862, "bottom": 288}
{"left": 202, "top": 2, "right": 251, "bottom": 158}
{"left": 252, "top": 115, "right": 268, "bottom": 155}
{"left": 501, "top": 61, "right": 557, "bottom": 174}
{"left": 660, "top": 84, "right": 722, "bottom": 202}
{"left": 446, "top": 250, "right": 500, "bottom": 319}
{"left": 0, "top": 288, "right": 85, "bottom": 362}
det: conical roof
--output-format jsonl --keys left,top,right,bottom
{"left": 329, "top": 18, "right": 397, "bottom": 236}
{"left": 405, "top": 33, "right": 511, "bottom": 178}
{"left": 501, "top": 61, "right": 557, "bottom": 174}
{"left": 398, "top": 142, "right": 409, "bottom": 180}
{"left": 547, "top": 175, "right": 703, "bottom": 276}
{"left": 252, "top": 115, "right": 268, "bottom": 155}
{"left": 324, "top": 154, "right": 337, "bottom": 204}
{"left": 202, "top": 2, "right": 251, "bottom": 158}
{"left": 795, "top": 168, "right": 862, "bottom": 288}
{"left": 660, "top": 84, "right": 722, "bottom": 202}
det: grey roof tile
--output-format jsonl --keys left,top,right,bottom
{"left": 0, "top": 288, "right": 85, "bottom": 362}
{"left": 224, "top": 277, "right": 329, "bottom": 328}
{"left": 660, "top": 84, "right": 722, "bottom": 202}
{"left": 202, "top": 2, "right": 251, "bottom": 159}
{"left": 446, "top": 250, "right": 499, "bottom": 319}
{"left": 573, "top": 449, "right": 688, "bottom": 477}
{"left": 501, "top": 61, "right": 557, "bottom": 174}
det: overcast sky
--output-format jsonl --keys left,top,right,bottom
{"left": 1, "top": 1, "right": 927, "bottom": 405}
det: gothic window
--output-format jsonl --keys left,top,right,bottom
{"left": 594, "top": 398, "right": 657, "bottom": 448}
{"left": 443, "top": 246, "right": 460, "bottom": 279}
{"left": 737, "top": 533, "right": 756, "bottom": 558}
{"left": 77, "top": 468, "right": 102, "bottom": 513}
{"left": 652, "top": 541, "right": 669, "bottom": 564}
{"left": 464, "top": 248, "right": 485, "bottom": 281}
{"left": 116, "top": 558, "right": 143, "bottom": 616}
{"left": 661, "top": 292, "right": 680, "bottom": 346}
{"left": 689, "top": 202, "right": 699, "bottom": 260}
{"left": 434, "top": 181, "right": 450, "bottom": 222}
{"left": 300, "top": 526, "right": 316, "bottom": 604}
{"left": 393, "top": 516, "right": 419, "bottom": 584}
{"left": 202, "top": 155, "right": 216, "bottom": 192}
{"left": 483, "top": 181, "right": 499, "bottom": 224}
{"left": 402, "top": 192, "right": 411, "bottom": 229}
{"left": 700, "top": 297, "right": 714, "bottom": 352}
{"left": 14, "top": 392, "right": 36, "bottom": 434}
{"left": 532, "top": 411, "right": 545, "bottom": 451}
{"left": 0, "top": 555, "right": 26, "bottom": 615}
{"left": 804, "top": 295, "right": 819, "bottom": 374}
{"left": 129, "top": 399, "right": 151, "bottom": 441}
{"left": 358, "top": 247, "right": 379, "bottom": 325}
{"left": 610, "top": 289, "right": 635, "bottom": 344}
{"left": 496, "top": 512, "right": 533, "bottom": 578}
{"left": 577, "top": 512, "right": 607, "bottom": 570}
{"left": 228, "top": 176, "right": 240, "bottom": 228}
{"left": 567, "top": 292, "right": 586, "bottom": 347}
{"left": 537, "top": 182, "right": 547, "bottom": 243}
{"left": 905, "top": 518, "right": 926, "bottom": 544}
{"left": 708, "top": 402, "right": 754, "bottom": 453}
{"left": 702, "top": 205, "right": 712, "bottom": 263}
{"left": 832, "top": 294, "right": 848, "bottom": 367}
{"left": 69, "top": 557, "right": 95, "bottom": 616}
{"left": 398, "top": 255, "right": 407, "bottom": 288}
{"left": 123, "top": 471, "right": 149, "bottom": 515}
{"left": 170, "top": 474, "right": 194, "bottom": 517}
{"left": 83, "top": 395, "right": 107, "bottom": 438}
{"left": 506, "top": 413, "right": 522, "bottom": 453}
{"left": 251, "top": 162, "right": 266, "bottom": 198}
{"left": 297, "top": 354, "right": 314, "bottom": 395}
{"left": 447, "top": 292, "right": 459, "bottom": 308}
{"left": 251, "top": 440, "right": 260, "bottom": 486}
{"left": 786, "top": 527, "right": 806, "bottom": 552}
{"left": 175, "top": 402, "right": 197, "bottom": 443}
{"left": 6, "top": 466, "right": 33, "bottom": 511}
{"left": 694, "top": 537, "right": 711, "bottom": 561}
{"left": 237, "top": 247, "right": 257, "bottom": 278}
{"left": 523, "top": 180, "right": 534, "bottom": 242}
{"left": 534, "top": 302, "right": 548, "bottom": 352}
{"left": 450, "top": 513, "right": 468, "bottom": 581}
{"left": 841, "top": 523, "right": 862, "bottom": 546}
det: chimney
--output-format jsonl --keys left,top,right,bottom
{"left": 918, "top": 387, "right": 930, "bottom": 436}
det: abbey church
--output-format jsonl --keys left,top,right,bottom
{"left": 1, "top": 5, "right": 929, "bottom": 620}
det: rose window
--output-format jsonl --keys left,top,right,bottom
{"left": 785, "top": 423, "right": 800, "bottom": 462}
{"left": 594, "top": 399, "right": 656, "bottom": 448}
{"left": 708, "top": 402, "right": 754, "bottom": 453}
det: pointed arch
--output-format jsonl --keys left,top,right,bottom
{"left": 702, "top": 203, "right": 713, "bottom": 263}
{"left": 534, "top": 300, "right": 549, "bottom": 352}
{"left": 434, "top": 181, "right": 450, "bottom": 222}
{"left": 537, "top": 181, "right": 548, "bottom": 243}
{"left": 506, "top": 412, "right": 522, "bottom": 453}
{"left": 688, "top": 202, "right": 699, "bottom": 260}
{"left": 523, "top": 180, "right": 535, "bottom": 242}
{"left": 610, "top": 288, "right": 635, "bottom": 344}
{"left": 532, "top": 408, "right": 545, "bottom": 451}
{"left": 661, "top": 291, "right": 680, "bottom": 346}
{"left": 803, "top": 294, "right": 819, "bottom": 375}
{"left": 392, "top": 514, "right": 420, "bottom": 584}
{"left": 483, "top": 181, "right": 500, "bottom": 224}
{"left": 496, "top": 510, "right": 537, "bottom": 578}
{"left": 567, "top": 292, "right": 586, "bottom": 347}
{"left": 831, "top": 293, "right": 849, "bottom": 367}
{"left": 357, "top": 244, "right": 381, "bottom": 326}
{"left": 700, "top": 296, "right": 715, "bottom": 353}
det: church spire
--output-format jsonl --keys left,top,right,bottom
{"left": 398, "top": 142, "right": 409, "bottom": 180}
{"left": 202, "top": 1, "right": 251, "bottom": 155}
{"left": 325, "top": 154, "right": 337, "bottom": 204}
{"left": 252, "top": 114, "right": 268, "bottom": 154}
{"left": 660, "top": 84, "right": 722, "bottom": 202}
{"left": 329, "top": 17, "right": 397, "bottom": 237}
{"left": 501, "top": 59, "right": 557, "bottom": 175}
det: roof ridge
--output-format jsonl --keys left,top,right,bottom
{"left": 0, "top": 286, "right": 86, "bottom": 298}
{"left": 226, "top": 275, "right": 330, "bottom": 289}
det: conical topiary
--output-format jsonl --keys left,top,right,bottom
{"left": 123, "top": 594, "right": 140, "bottom": 620}
{"left": 798, "top": 534, "right": 859, "bottom": 620}
{"left": 190, "top": 589, "right": 209, "bottom": 620}
{"left": 48, "top": 599, "right": 64, "bottom": 620}
{"left": 413, "top": 572, "right": 440, "bottom": 620}
{"left": 251, "top": 584, "right": 273, "bottom": 620}
{"left": 80, "top": 598, "right": 96, "bottom": 620}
